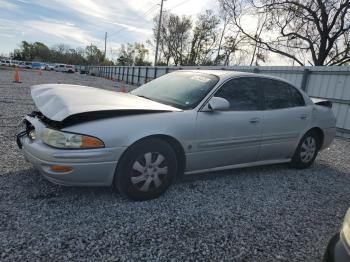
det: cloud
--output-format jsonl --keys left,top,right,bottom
{"left": 0, "top": 0, "right": 19, "bottom": 10}
{"left": 26, "top": 20, "right": 102, "bottom": 46}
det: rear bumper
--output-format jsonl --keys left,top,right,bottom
{"left": 324, "top": 233, "right": 350, "bottom": 262}
{"left": 18, "top": 116, "right": 126, "bottom": 186}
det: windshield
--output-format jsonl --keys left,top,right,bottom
{"left": 131, "top": 71, "right": 219, "bottom": 110}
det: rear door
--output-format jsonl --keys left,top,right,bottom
{"left": 258, "top": 78, "right": 312, "bottom": 161}
{"left": 190, "top": 77, "right": 263, "bottom": 171}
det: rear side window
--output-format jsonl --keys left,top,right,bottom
{"left": 215, "top": 78, "right": 260, "bottom": 111}
{"left": 260, "top": 78, "right": 305, "bottom": 109}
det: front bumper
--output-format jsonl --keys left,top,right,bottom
{"left": 17, "top": 115, "right": 126, "bottom": 186}
{"left": 324, "top": 233, "right": 350, "bottom": 262}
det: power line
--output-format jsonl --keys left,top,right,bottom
{"left": 108, "top": 4, "right": 159, "bottom": 39}
{"left": 168, "top": 0, "right": 191, "bottom": 10}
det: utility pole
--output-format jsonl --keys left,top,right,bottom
{"left": 154, "top": 0, "right": 165, "bottom": 66}
{"left": 104, "top": 32, "right": 107, "bottom": 60}
{"left": 215, "top": 19, "right": 227, "bottom": 65}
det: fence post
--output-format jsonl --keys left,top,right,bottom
{"left": 122, "top": 67, "right": 125, "bottom": 82}
{"left": 154, "top": 67, "right": 158, "bottom": 80}
{"left": 126, "top": 67, "right": 129, "bottom": 84}
{"left": 145, "top": 67, "right": 149, "bottom": 83}
{"left": 301, "top": 68, "right": 310, "bottom": 91}
{"left": 131, "top": 66, "right": 135, "bottom": 85}
{"left": 137, "top": 67, "right": 141, "bottom": 85}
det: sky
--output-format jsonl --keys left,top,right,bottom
{"left": 0, "top": 0, "right": 215, "bottom": 60}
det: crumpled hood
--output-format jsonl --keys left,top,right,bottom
{"left": 31, "top": 84, "right": 181, "bottom": 121}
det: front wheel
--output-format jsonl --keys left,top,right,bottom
{"left": 290, "top": 131, "right": 319, "bottom": 169}
{"left": 115, "top": 138, "right": 178, "bottom": 201}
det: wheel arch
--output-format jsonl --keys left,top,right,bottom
{"left": 305, "top": 127, "right": 324, "bottom": 150}
{"left": 116, "top": 134, "right": 186, "bottom": 178}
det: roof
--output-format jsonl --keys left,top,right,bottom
{"left": 180, "top": 69, "right": 248, "bottom": 77}
{"left": 179, "top": 69, "right": 296, "bottom": 86}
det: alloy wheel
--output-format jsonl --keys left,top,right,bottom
{"left": 131, "top": 152, "right": 168, "bottom": 192}
{"left": 300, "top": 136, "right": 316, "bottom": 163}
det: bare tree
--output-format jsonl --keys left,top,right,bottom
{"left": 187, "top": 10, "right": 220, "bottom": 65}
{"left": 220, "top": 0, "right": 350, "bottom": 66}
{"left": 152, "top": 12, "right": 192, "bottom": 65}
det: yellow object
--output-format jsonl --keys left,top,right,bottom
{"left": 50, "top": 165, "right": 73, "bottom": 173}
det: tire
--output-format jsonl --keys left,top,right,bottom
{"left": 290, "top": 131, "right": 319, "bottom": 169}
{"left": 115, "top": 138, "right": 178, "bottom": 201}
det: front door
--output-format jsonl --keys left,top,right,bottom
{"left": 188, "top": 77, "right": 263, "bottom": 171}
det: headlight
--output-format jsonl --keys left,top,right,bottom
{"left": 41, "top": 128, "right": 104, "bottom": 149}
{"left": 341, "top": 208, "right": 350, "bottom": 247}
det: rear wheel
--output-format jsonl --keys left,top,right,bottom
{"left": 290, "top": 131, "right": 319, "bottom": 169}
{"left": 115, "top": 138, "right": 177, "bottom": 201}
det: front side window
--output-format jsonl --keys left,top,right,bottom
{"left": 260, "top": 78, "right": 305, "bottom": 109}
{"left": 214, "top": 77, "right": 260, "bottom": 111}
{"left": 131, "top": 71, "right": 219, "bottom": 110}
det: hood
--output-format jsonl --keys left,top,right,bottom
{"left": 31, "top": 84, "right": 181, "bottom": 122}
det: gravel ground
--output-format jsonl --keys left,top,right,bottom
{"left": 1, "top": 67, "right": 350, "bottom": 261}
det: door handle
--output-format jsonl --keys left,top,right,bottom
{"left": 300, "top": 114, "right": 308, "bottom": 120}
{"left": 249, "top": 117, "right": 261, "bottom": 124}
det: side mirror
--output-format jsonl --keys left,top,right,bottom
{"left": 206, "top": 97, "right": 230, "bottom": 111}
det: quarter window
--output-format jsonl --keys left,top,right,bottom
{"left": 214, "top": 78, "right": 259, "bottom": 111}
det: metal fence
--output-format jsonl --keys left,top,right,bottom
{"left": 85, "top": 65, "right": 350, "bottom": 138}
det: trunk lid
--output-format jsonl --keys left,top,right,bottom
{"left": 310, "top": 97, "right": 332, "bottom": 108}
{"left": 30, "top": 84, "right": 181, "bottom": 122}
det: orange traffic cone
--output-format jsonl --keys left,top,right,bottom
{"left": 13, "top": 67, "right": 21, "bottom": 83}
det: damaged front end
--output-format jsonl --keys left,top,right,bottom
{"left": 16, "top": 111, "right": 54, "bottom": 149}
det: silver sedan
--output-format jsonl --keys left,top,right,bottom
{"left": 17, "top": 70, "right": 336, "bottom": 200}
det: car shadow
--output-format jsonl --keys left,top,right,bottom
{"left": 1, "top": 167, "right": 121, "bottom": 202}
{"left": 2, "top": 159, "right": 349, "bottom": 203}
{"left": 179, "top": 163, "right": 289, "bottom": 183}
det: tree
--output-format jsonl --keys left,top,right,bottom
{"left": 220, "top": 0, "right": 350, "bottom": 66}
{"left": 187, "top": 10, "right": 220, "bottom": 65}
{"left": 134, "top": 43, "right": 151, "bottom": 66}
{"left": 117, "top": 43, "right": 135, "bottom": 65}
{"left": 32, "top": 42, "right": 51, "bottom": 61}
{"left": 86, "top": 44, "right": 104, "bottom": 65}
{"left": 12, "top": 41, "right": 51, "bottom": 61}
{"left": 153, "top": 12, "right": 192, "bottom": 65}
{"left": 220, "top": 34, "right": 247, "bottom": 65}
{"left": 9, "top": 40, "right": 112, "bottom": 65}
{"left": 116, "top": 42, "right": 151, "bottom": 66}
